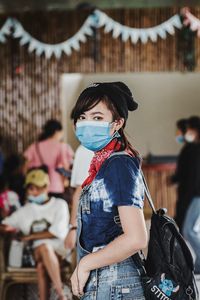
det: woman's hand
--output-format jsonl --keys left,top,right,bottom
{"left": 71, "top": 259, "right": 90, "bottom": 297}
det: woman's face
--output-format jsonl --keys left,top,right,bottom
{"left": 77, "top": 101, "right": 124, "bottom": 135}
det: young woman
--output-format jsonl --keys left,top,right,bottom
{"left": 70, "top": 82, "right": 148, "bottom": 299}
{"left": 24, "top": 119, "right": 74, "bottom": 198}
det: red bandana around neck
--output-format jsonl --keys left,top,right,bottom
{"left": 82, "top": 139, "right": 122, "bottom": 188}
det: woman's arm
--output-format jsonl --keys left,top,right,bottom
{"left": 20, "top": 231, "right": 55, "bottom": 241}
{"left": 64, "top": 186, "right": 81, "bottom": 249}
{"left": 67, "top": 186, "right": 81, "bottom": 227}
{"left": 0, "top": 224, "right": 17, "bottom": 233}
{"left": 71, "top": 206, "right": 148, "bottom": 296}
{"left": 81, "top": 206, "right": 147, "bottom": 269}
{"left": 59, "top": 143, "right": 74, "bottom": 171}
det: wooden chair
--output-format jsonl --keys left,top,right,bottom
{"left": 0, "top": 235, "right": 73, "bottom": 300}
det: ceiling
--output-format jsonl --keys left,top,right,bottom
{"left": 0, "top": 0, "right": 200, "bottom": 13}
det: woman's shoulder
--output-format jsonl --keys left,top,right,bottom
{"left": 24, "top": 142, "right": 36, "bottom": 156}
{"left": 107, "top": 153, "right": 141, "bottom": 170}
{"left": 100, "top": 153, "right": 141, "bottom": 180}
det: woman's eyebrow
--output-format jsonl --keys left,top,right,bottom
{"left": 90, "top": 112, "right": 104, "bottom": 115}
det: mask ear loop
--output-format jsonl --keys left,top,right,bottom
{"left": 110, "top": 120, "right": 122, "bottom": 140}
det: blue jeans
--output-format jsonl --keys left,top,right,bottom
{"left": 81, "top": 257, "right": 145, "bottom": 300}
{"left": 77, "top": 196, "right": 145, "bottom": 299}
{"left": 183, "top": 197, "right": 200, "bottom": 273}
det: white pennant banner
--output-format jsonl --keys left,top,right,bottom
{"left": 94, "top": 9, "right": 182, "bottom": 44}
{"left": 11, "top": 13, "right": 97, "bottom": 59}
{"left": 0, "top": 18, "right": 13, "bottom": 43}
{"left": 0, "top": 9, "right": 183, "bottom": 59}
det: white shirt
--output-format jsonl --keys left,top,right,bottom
{"left": 70, "top": 145, "right": 93, "bottom": 188}
{"left": 2, "top": 197, "right": 69, "bottom": 255}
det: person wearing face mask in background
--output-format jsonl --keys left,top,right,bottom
{"left": 170, "top": 118, "right": 188, "bottom": 183}
{"left": 0, "top": 169, "right": 70, "bottom": 300}
{"left": 181, "top": 116, "right": 200, "bottom": 275}
{"left": 172, "top": 116, "right": 200, "bottom": 235}
{"left": 175, "top": 118, "right": 188, "bottom": 145}
{"left": 24, "top": 119, "right": 74, "bottom": 199}
{"left": 170, "top": 118, "right": 188, "bottom": 228}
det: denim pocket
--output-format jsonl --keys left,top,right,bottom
{"left": 111, "top": 284, "right": 145, "bottom": 300}
{"left": 81, "top": 291, "right": 97, "bottom": 300}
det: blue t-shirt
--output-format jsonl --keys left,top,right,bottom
{"left": 80, "top": 154, "right": 144, "bottom": 252}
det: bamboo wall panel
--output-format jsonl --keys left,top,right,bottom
{"left": 0, "top": 8, "right": 200, "bottom": 153}
{"left": 143, "top": 164, "right": 177, "bottom": 218}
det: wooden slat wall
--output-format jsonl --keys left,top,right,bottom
{"left": 143, "top": 165, "right": 177, "bottom": 218}
{"left": 0, "top": 8, "right": 200, "bottom": 153}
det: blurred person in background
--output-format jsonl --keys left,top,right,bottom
{"left": 3, "top": 154, "right": 26, "bottom": 205}
{"left": 0, "top": 169, "right": 69, "bottom": 300}
{"left": 0, "top": 135, "right": 4, "bottom": 175}
{"left": 24, "top": 119, "right": 74, "bottom": 199}
{"left": 173, "top": 116, "right": 200, "bottom": 232}
{"left": 0, "top": 174, "right": 21, "bottom": 221}
{"left": 175, "top": 118, "right": 188, "bottom": 145}
{"left": 170, "top": 118, "right": 188, "bottom": 224}
{"left": 64, "top": 145, "right": 93, "bottom": 250}
{"left": 181, "top": 116, "right": 200, "bottom": 274}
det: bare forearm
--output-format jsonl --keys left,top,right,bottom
{"left": 25, "top": 231, "right": 55, "bottom": 241}
{"left": 0, "top": 224, "right": 16, "bottom": 233}
{"left": 80, "top": 232, "right": 146, "bottom": 272}
{"left": 69, "top": 186, "right": 82, "bottom": 226}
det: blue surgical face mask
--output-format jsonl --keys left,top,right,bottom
{"left": 175, "top": 135, "right": 185, "bottom": 144}
{"left": 28, "top": 193, "right": 48, "bottom": 205}
{"left": 75, "top": 121, "right": 120, "bottom": 151}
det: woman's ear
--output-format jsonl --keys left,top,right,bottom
{"left": 115, "top": 118, "right": 124, "bottom": 131}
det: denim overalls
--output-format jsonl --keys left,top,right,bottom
{"left": 77, "top": 154, "right": 146, "bottom": 300}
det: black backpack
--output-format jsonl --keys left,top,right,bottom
{"left": 142, "top": 175, "right": 199, "bottom": 300}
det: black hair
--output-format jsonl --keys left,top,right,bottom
{"left": 3, "top": 154, "right": 26, "bottom": 176}
{"left": 187, "top": 116, "right": 200, "bottom": 129}
{"left": 38, "top": 119, "right": 63, "bottom": 141}
{"left": 71, "top": 82, "right": 139, "bottom": 157}
{"left": 0, "top": 174, "right": 8, "bottom": 193}
{"left": 187, "top": 116, "right": 200, "bottom": 138}
{"left": 176, "top": 118, "right": 188, "bottom": 135}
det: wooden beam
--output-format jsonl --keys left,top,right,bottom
{"left": 0, "top": 0, "right": 200, "bottom": 13}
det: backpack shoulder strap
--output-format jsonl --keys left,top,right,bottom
{"left": 141, "top": 172, "right": 156, "bottom": 214}
{"left": 35, "top": 143, "right": 44, "bottom": 165}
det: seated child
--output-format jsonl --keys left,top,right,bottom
{"left": 0, "top": 169, "right": 69, "bottom": 300}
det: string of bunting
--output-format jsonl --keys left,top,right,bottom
{"left": 0, "top": 8, "right": 198, "bottom": 59}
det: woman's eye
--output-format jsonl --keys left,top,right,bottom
{"left": 78, "top": 115, "right": 85, "bottom": 120}
{"left": 93, "top": 116, "right": 103, "bottom": 121}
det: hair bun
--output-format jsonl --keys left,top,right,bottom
{"left": 112, "top": 82, "right": 138, "bottom": 111}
